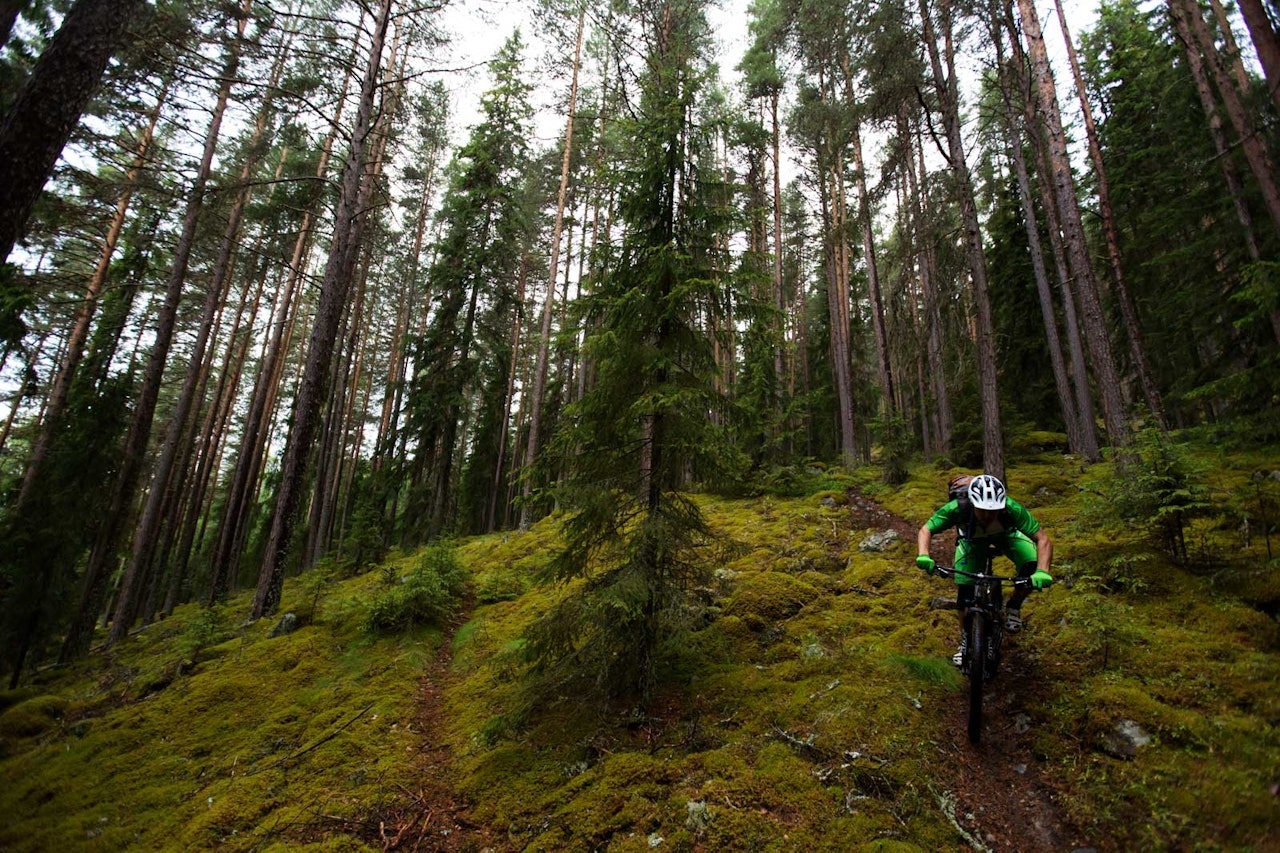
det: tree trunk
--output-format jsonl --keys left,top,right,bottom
{"left": 61, "top": 9, "right": 246, "bottom": 658}
{"left": 839, "top": 54, "right": 894, "bottom": 412}
{"left": 770, "top": 88, "right": 786, "bottom": 434}
{"left": 488, "top": 255, "right": 528, "bottom": 532}
{"left": 1016, "top": 0, "right": 1129, "bottom": 451}
{"left": 1052, "top": 0, "right": 1166, "bottom": 428}
{"left": 1238, "top": 0, "right": 1280, "bottom": 113}
{"left": 0, "top": 0, "right": 147, "bottom": 264}
{"left": 253, "top": 0, "right": 393, "bottom": 619}
{"left": 904, "top": 112, "right": 953, "bottom": 456}
{"left": 991, "top": 9, "right": 1094, "bottom": 458}
{"left": 520, "top": 3, "right": 586, "bottom": 529}
{"left": 109, "top": 24, "right": 276, "bottom": 644}
{"left": 16, "top": 80, "right": 168, "bottom": 511}
{"left": 920, "top": 0, "right": 1004, "bottom": 479}
{"left": 208, "top": 51, "right": 354, "bottom": 602}
{"left": 1169, "top": 0, "right": 1280, "bottom": 233}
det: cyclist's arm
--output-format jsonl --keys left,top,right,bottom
{"left": 918, "top": 501, "right": 959, "bottom": 557}
{"left": 917, "top": 523, "right": 933, "bottom": 557}
{"left": 1007, "top": 498, "right": 1053, "bottom": 573}
{"left": 1032, "top": 528, "right": 1053, "bottom": 573}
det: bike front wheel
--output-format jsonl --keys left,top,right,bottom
{"left": 967, "top": 616, "right": 987, "bottom": 744}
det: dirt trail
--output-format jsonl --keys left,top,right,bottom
{"left": 373, "top": 601, "right": 505, "bottom": 852}
{"left": 848, "top": 488, "right": 1094, "bottom": 852}
{"left": 379, "top": 491, "right": 1092, "bottom": 851}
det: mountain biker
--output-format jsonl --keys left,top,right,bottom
{"left": 915, "top": 474, "right": 1054, "bottom": 666}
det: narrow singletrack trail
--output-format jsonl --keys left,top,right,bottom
{"left": 379, "top": 491, "right": 1094, "bottom": 851}
{"left": 847, "top": 488, "right": 1093, "bottom": 852}
{"left": 375, "top": 599, "right": 506, "bottom": 852}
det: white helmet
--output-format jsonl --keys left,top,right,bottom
{"left": 968, "top": 474, "right": 1007, "bottom": 509}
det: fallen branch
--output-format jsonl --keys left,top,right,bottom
{"left": 248, "top": 702, "right": 376, "bottom": 776}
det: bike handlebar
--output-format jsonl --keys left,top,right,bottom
{"left": 934, "top": 566, "right": 1032, "bottom": 587}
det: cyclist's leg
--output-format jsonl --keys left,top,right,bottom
{"left": 952, "top": 538, "right": 977, "bottom": 663}
{"left": 1004, "top": 530, "right": 1038, "bottom": 612}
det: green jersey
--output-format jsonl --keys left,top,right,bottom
{"left": 924, "top": 496, "right": 1041, "bottom": 542}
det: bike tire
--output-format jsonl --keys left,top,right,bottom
{"left": 967, "top": 617, "right": 987, "bottom": 744}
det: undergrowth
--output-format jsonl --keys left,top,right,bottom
{"left": 2, "top": 438, "right": 1278, "bottom": 850}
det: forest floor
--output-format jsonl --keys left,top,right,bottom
{"left": 845, "top": 491, "right": 1089, "bottom": 852}
{"left": 388, "top": 491, "right": 1091, "bottom": 852}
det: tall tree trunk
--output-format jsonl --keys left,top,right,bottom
{"left": 0, "top": 0, "right": 148, "bottom": 264}
{"left": 109, "top": 25, "right": 278, "bottom": 644}
{"left": 996, "top": 60, "right": 1091, "bottom": 457}
{"left": 1016, "top": 0, "right": 1129, "bottom": 451}
{"left": 839, "top": 54, "right": 894, "bottom": 412}
{"left": 208, "top": 52, "right": 354, "bottom": 601}
{"left": 1238, "top": 0, "right": 1280, "bottom": 113}
{"left": 489, "top": 255, "right": 528, "bottom": 532}
{"left": 905, "top": 112, "right": 953, "bottom": 456}
{"left": 253, "top": 0, "right": 393, "bottom": 619}
{"left": 60, "top": 7, "right": 247, "bottom": 659}
{"left": 1169, "top": 0, "right": 1280, "bottom": 233}
{"left": 1052, "top": 0, "right": 1166, "bottom": 428}
{"left": 920, "top": 0, "right": 1004, "bottom": 480}
{"left": 770, "top": 88, "right": 786, "bottom": 431}
{"left": 521, "top": 2, "right": 586, "bottom": 529}
{"left": 16, "top": 81, "right": 168, "bottom": 511}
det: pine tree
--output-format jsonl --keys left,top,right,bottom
{"left": 523, "top": 0, "right": 734, "bottom": 704}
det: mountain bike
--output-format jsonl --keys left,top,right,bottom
{"left": 934, "top": 558, "right": 1034, "bottom": 745}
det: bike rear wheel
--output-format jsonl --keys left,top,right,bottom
{"left": 967, "top": 616, "right": 987, "bottom": 744}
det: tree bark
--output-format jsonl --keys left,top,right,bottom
{"left": 253, "top": 0, "right": 393, "bottom": 619}
{"left": 208, "top": 47, "right": 354, "bottom": 601}
{"left": 994, "top": 37, "right": 1090, "bottom": 458}
{"left": 110, "top": 16, "right": 276, "bottom": 644}
{"left": 905, "top": 112, "right": 953, "bottom": 456}
{"left": 1052, "top": 0, "right": 1166, "bottom": 428}
{"left": 521, "top": 2, "right": 586, "bottom": 529}
{"left": 920, "top": 0, "right": 1004, "bottom": 479}
{"left": 1238, "top": 0, "right": 1280, "bottom": 113}
{"left": 0, "top": 0, "right": 147, "bottom": 264}
{"left": 1169, "top": 0, "right": 1280, "bottom": 234}
{"left": 61, "top": 8, "right": 246, "bottom": 658}
{"left": 16, "top": 80, "right": 168, "bottom": 511}
{"left": 1016, "top": 0, "right": 1129, "bottom": 451}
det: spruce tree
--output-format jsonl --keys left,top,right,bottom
{"left": 523, "top": 0, "right": 734, "bottom": 704}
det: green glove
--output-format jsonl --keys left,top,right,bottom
{"left": 916, "top": 554, "right": 936, "bottom": 575}
{"left": 1030, "top": 570, "right": 1053, "bottom": 590}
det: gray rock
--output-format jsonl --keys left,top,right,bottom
{"left": 1102, "top": 719, "right": 1151, "bottom": 759}
{"left": 858, "top": 529, "right": 901, "bottom": 552}
{"left": 270, "top": 612, "right": 300, "bottom": 637}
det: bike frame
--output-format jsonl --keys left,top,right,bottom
{"left": 935, "top": 555, "right": 1031, "bottom": 744}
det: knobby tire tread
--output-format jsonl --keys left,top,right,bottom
{"left": 967, "top": 616, "right": 987, "bottom": 744}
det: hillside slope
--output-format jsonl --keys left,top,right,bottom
{"left": 3, "top": 441, "right": 1279, "bottom": 850}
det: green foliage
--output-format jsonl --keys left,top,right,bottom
{"left": 175, "top": 606, "right": 225, "bottom": 663}
{"left": 521, "top": 1, "right": 735, "bottom": 706}
{"left": 1083, "top": 428, "right": 1212, "bottom": 564}
{"left": 871, "top": 414, "right": 913, "bottom": 485}
{"left": 362, "top": 543, "right": 466, "bottom": 635}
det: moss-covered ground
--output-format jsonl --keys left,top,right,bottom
{"left": 3, "top": 439, "right": 1279, "bottom": 850}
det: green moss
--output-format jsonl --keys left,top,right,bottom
{"left": 725, "top": 571, "right": 824, "bottom": 625}
{"left": 5, "top": 449, "right": 1280, "bottom": 851}
{"left": 0, "top": 695, "right": 70, "bottom": 739}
